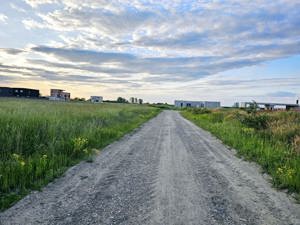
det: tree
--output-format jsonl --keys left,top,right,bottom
{"left": 116, "top": 97, "right": 128, "bottom": 103}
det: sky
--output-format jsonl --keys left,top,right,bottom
{"left": 0, "top": 0, "right": 300, "bottom": 105}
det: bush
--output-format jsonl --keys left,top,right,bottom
{"left": 238, "top": 113, "right": 270, "bottom": 130}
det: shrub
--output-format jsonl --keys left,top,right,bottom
{"left": 238, "top": 113, "right": 270, "bottom": 130}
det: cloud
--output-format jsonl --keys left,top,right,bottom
{"left": 267, "top": 91, "right": 297, "bottom": 97}
{"left": 1, "top": 1, "right": 300, "bottom": 102}
{"left": 0, "top": 14, "right": 8, "bottom": 24}
{"left": 0, "top": 48, "right": 24, "bottom": 55}
{"left": 24, "top": 0, "right": 58, "bottom": 8}
{"left": 29, "top": 46, "right": 244, "bottom": 81}
{"left": 22, "top": 19, "right": 45, "bottom": 30}
{"left": 10, "top": 3, "right": 27, "bottom": 13}
{"left": 32, "top": 46, "right": 136, "bottom": 63}
{"left": 17, "top": 1, "right": 300, "bottom": 61}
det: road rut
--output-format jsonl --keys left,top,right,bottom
{"left": 1, "top": 110, "right": 300, "bottom": 225}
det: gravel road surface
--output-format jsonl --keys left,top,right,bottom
{"left": 1, "top": 110, "right": 300, "bottom": 225}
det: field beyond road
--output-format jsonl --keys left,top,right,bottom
{"left": 0, "top": 98, "right": 159, "bottom": 210}
{"left": 1, "top": 110, "right": 299, "bottom": 225}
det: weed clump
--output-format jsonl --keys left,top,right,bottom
{"left": 238, "top": 113, "right": 270, "bottom": 130}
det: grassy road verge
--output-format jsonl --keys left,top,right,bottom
{"left": 0, "top": 98, "right": 160, "bottom": 210}
{"left": 182, "top": 108, "right": 300, "bottom": 200}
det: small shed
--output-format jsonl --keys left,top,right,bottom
{"left": 91, "top": 96, "right": 103, "bottom": 103}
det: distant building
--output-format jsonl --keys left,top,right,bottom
{"left": 49, "top": 89, "right": 70, "bottom": 101}
{"left": 0, "top": 87, "right": 39, "bottom": 98}
{"left": 91, "top": 96, "right": 103, "bottom": 103}
{"left": 174, "top": 100, "right": 220, "bottom": 108}
{"left": 240, "top": 101, "right": 299, "bottom": 110}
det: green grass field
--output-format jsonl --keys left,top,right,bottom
{"left": 182, "top": 108, "right": 300, "bottom": 200}
{"left": 0, "top": 98, "right": 160, "bottom": 210}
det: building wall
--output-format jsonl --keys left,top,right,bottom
{"left": 62, "top": 93, "right": 70, "bottom": 101}
{"left": 50, "top": 89, "right": 64, "bottom": 98}
{"left": 0, "top": 87, "right": 13, "bottom": 97}
{"left": 0, "top": 87, "right": 39, "bottom": 98}
{"left": 50, "top": 89, "right": 70, "bottom": 101}
{"left": 174, "top": 100, "right": 220, "bottom": 108}
{"left": 13, "top": 88, "right": 39, "bottom": 98}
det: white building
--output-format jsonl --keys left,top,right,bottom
{"left": 90, "top": 96, "right": 103, "bottom": 103}
{"left": 174, "top": 100, "right": 220, "bottom": 108}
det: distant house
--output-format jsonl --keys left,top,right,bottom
{"left": 91, "top": 96, "right": 103, "bottom": 103}
{"left": 49, "top": 89, "right": 70, "bottom": 101}
{"left": 174, "top": 100, "right": 220, "bottom": 108}
{"left": 0, "top": 87, "right": 39, "bottom": 98}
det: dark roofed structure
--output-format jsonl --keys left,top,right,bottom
{"left": 0, "top": 87, "right": 40, "bottom": 98}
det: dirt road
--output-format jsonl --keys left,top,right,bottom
{"left": 1, "top": 111, "right": 300, "bottom": 225}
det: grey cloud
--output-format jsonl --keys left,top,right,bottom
{"left": 134, "top": 32, "right": 213, "bottom": 49}
{"left": 31, "top": 46, "right": 260, "bottom": 80}
{"left": 27, "top": 59, "right": 134, "bottom": 76}
{"left": 267, "top": 91, "right": 297, "bottom": 97}
{"left": 0, "top": 48, "right": 24, "bottom": 55}
{"left": 0, "top": 62, "right": 141, "bottom": 87}
{"left": 208, "top": 77, "right": 300, "bottom": 87}
{"left": 18, "top": 1, "right": 300, "bottom": 80}
{"left": 32, "top": 46, "right": 136, "bottom": 63}
{"left": 29, "top": 45, "right": 300, "bottom": 87}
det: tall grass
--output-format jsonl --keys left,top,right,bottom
{"left": 182, "top": 108, "right": 300, "bottom": 199}
{"left": 0, "top": 98, "right": 160, "bottom": 210}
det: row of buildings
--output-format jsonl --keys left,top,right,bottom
{"left": 235, "top": 101, "right": 299, "bottom": 111}
{"left": 174, "top": 100, "right": 300, "bottom": 110}
{"left": 1, "top": 87, "right": 298, "bottom": 110}
{"left": 0, "top": 87, "right": 141, "bottom": 105}
{"left": 174, "top": 99, "right": 300, "bottom": 110}
{"left": 0, "top": 87, "right": 104, "bottom": 103}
